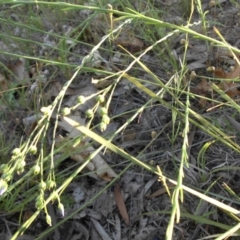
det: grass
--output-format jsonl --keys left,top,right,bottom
{"left": 0, "top": 0, "right": 240, "bottom": 239}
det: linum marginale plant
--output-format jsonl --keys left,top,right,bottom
{"left": 1, "top": 0, "right": 240, "bottom": 239}
{"left": 0, "top": 107, "right": 64, "bottom": 227}
{"left": 64, "top": 84, "right": 112, "bottom": 132}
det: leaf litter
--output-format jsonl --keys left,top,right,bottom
{"left": 1, "top": 1, "right": 240, "bottom": 239}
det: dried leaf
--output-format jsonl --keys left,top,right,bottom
{"left": 23, "top": 114, "right": 43, "bottom": 127}
{"left": 187, "top": 61, "right": 206, "bottom": 71}
{"left": 57, "top": 114, "right": 118, "bottom": 181}
{"left": 0, "top": 73, "right": 9, "bottom": 95}
{"left": 191, "top": 63, "right": 240, "bottom": 102}
{"left": 71, "top": 143, "right": 117, "bottom": 181}
{"left": 23, "top": 210, "right": 34, "bottom": 222}
{"left": 224, "top": 114, "right": 240, "bottom": 134}
{"left": 67, "top": 221, "right": 89, "bottom": 240}
{"left": 140, "top": 176, "right": 157, "bottom": 197}
{"left": 58, "top": 113, "right": 85, "bottom": 138}
{"left": 7, "top": 58, "right": 29, "bottom": 82}
{"left": 190, "top": 78, "right": 212, "bottom": 107}
{"left": 217, "top": 81, "right": 240, "bottom": 98}
{"left": 64, "top": 85, "right": 97, "bottom": 112}
{"left": 50, "top": 81, "right": 76, "bottom": 97}
{"left": 85, "top": 50, "right": 102, "bottom": 68}
{"left": 122, "top": 128, "right": 136, "bottom": 142}
{"left": 114, "top": 183, "right": 130, "bottom": 226}
{"left": 191, "top": 78, "right": 212, "bottom": 95}
{"left": 22, "top": 114, "right": 43, "bottom": 135}
{"left": 55, "top": 135, "right": 96, "bottom": 177}
{"left": 149, "top": 182, "right": 175, "bottom": 198}
{"left": 91, "top": 218, "right": 111, "bottom": 240}
{"left": 86, "top": 13, "right": 144, "bottom": 53}
{"left": 92, "top": 77, "right": 114, "bottom": 89}
{"left": 94, "top": 191, "right": 114, "bottom": 218}
{"left": 213, "top": 65, "right": 240, "bottom": 79}
{"left": 210, "top": 58, "right": 240, "bottom": 97}
{"left": 114, "top": 214, "right": 121, "bottom": 240}
{"left": 114, "top": 30, "right": 144, "bottom": 53}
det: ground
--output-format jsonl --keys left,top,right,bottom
{"left": 1, "top": 0, "right": 240, "bottom": 239}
